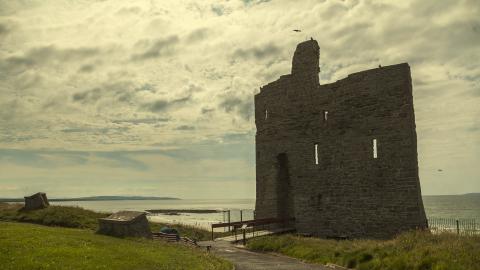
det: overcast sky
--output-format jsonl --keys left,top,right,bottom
{"left": 0, "top": 0, "right": 479, "bottom": 199}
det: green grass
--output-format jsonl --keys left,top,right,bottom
{"left": 0, "top": 203, "right": 228, "bottom": 241}
{"left": 247, "top": 231, "right": 480, "bottom": 270}
{"left": 0, "top": 222, "right": 231, "bottom": 270}
{"left": 0, "top": 203, "right": 108, "bottom": 229}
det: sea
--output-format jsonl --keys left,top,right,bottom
{"left": 50, "top": 195, "right": 480, "bottom": 230}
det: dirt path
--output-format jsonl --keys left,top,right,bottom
{"left": 199, "top": 240, "right": 331, "bottom": 270}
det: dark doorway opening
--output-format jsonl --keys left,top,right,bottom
{"left": 276, "top": 153, "right": 294, "bottom": 219}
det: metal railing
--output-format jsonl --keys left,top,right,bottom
{"left": 427, "top": 218, "right": 478, "bottom": 235}
{"left": 211, "top": 217, "right": 295, "bottom": 241}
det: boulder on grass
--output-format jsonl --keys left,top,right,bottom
{"left": 24, "top": 192, "right": 50, "bottom": 210}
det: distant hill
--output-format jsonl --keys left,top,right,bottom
{"left": 462, "top": 193, "right": 480, "bottom": 197}
{"left": 423, "top": 193, "right": 480, "bottom": 197}
{"left": 0, "top": 196, "right": 180, "bottom": 203}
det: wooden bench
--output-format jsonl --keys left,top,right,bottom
{"left": 152, "top": 233, "right": 205, "bottom": 249}
{"left": 152, "top": 232, "right": 179, "bottom": 242}
{"left": 181, "top": 236, "right": 198, "bottom": 247}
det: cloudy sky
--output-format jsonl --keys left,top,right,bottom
{"left": 0, "top": 0, "right": 479, "bottom": 199}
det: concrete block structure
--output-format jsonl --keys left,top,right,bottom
{"left": 24, "top": 192, "right": 50, "bottom": 210}
{"left": 98, "top": 211, "right": 152, "bottom": 238}
{"left": 254, "top": 38, "right": 427, "bottom": 239}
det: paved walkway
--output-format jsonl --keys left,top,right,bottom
{"left": 199, "top": 240, "right": 331, "bottom": 270}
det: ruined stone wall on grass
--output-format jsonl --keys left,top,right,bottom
{"left": 98, "top": 211, "right": 152, "bottom": 238}
{"left": 24, "top": 192, "right": 49, "bottom": 210}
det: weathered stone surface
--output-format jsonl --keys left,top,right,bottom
{"left": 98, "top": 211, "right": 152, "bottom": 238}
{"left": 24, "top": 192, "right": 50, "bottom": 210}
{"left": 254, "top": 39, "right": 427, "bottom": 239}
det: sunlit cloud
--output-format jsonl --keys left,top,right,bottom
{"left": 0, "top": 0, "right": 478, "bottom": 197}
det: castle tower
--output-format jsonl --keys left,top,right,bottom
{"left": 254, "top": 38, "right": 427, "bottom": 239}
{"left": 291, "top": 39, "right": 320, "bottom": 86}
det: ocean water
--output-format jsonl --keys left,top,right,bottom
{"left": 51, "top": 199, "right": 254, "bottom": 213}
{"left": 50, "top": 195, "right": 480, "bottom": 229}
{"left": 423, "top": 195, "right": 480, "bottom": 220}
{"left": 51, "top": 199, "right": 255, "bottom": 229}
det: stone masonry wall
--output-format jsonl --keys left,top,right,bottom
{"left": 98, "top": 214, "right": 152, "bottom": 238}
{"left": 254, "top": 39, "right": 427, "bottom": 239}
{"left": 24, "top": 192, "right": 49, "bottom": 210}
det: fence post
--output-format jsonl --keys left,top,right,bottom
{"left": 223, "top": 211, "right": 226, "bottom": 232}
{"left": 228, "top": 210, "right": 231, "bottom": 232}
{"left": 243, "top": 229, "right": 246, "bottom": 245}
{"left": 240, "top": 210, "right": 243, "bottom": 222}
{"left": 456, "top": 219, "right": 460, "bottom": 235}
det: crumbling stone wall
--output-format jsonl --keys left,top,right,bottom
{"left": 24, "top": 192, "right": 50, "bottom": 210}
{"left": 254, "top": 39, "right": 427, "bottom": 239}
{"left": 98, "top": 211, "right": 152, "bottom": 238}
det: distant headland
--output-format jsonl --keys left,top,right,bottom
{"left": 0, "top": 196, "right": 180, "bottom": 203}
{"left": 424, "top": 193, "right": 480, "bottom": 197}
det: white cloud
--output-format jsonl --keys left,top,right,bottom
{"left": 0, "top": 0, "right": 478, "bottom": 197}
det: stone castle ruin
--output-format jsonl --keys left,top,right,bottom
{"left": 24, "top": 192, "right": 50, "bottom": 210}
{"left": 98, "top": 211, "right": 152, "bottom": 238}
{"left": 254, "top": 39, "right": 427, "bottom": 238}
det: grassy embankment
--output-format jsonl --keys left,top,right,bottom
{"left": 247, "top": 231, "right": 480, "bottom": 270}
{"left": 0, "top": 203, "right": 232, "bottom": 269}
{"left": 0, "top": 222, "right": 231, "bottom": 270}
{"left": 0, "top": 203, "right": 226, "bottom": 241}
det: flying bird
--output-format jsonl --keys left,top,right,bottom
{"left": 437, "top": 169, "right": 443, "bottom": 172}
{"left": 293, "top": 29, "right": 301, "bottom": 32}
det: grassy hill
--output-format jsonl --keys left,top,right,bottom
{"left": 0, "top": 203, "right": 226, "bottom": 241}
{"left": 0, "top": 196, "right": 180, "bottom": 203}
{"left": 0, "top": 222, "right": 231, "bottom": 270}
{"left": 247, "top": 231, "right": 480, "bottom": 270}
{"left": 0, "top": 203, "right": 107, "bottom": 229}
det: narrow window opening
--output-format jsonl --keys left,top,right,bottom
{"left": 323, "top": 110, "right": 328, "bottom": 121}
{"left": 314, "top": 143, "right": 319, "bottom": 165}
{"left": 373, "top": 139, "right": 378, "bottom": 159}
{"left": 265, "top": 109, "right": 268, "bottom": 120}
